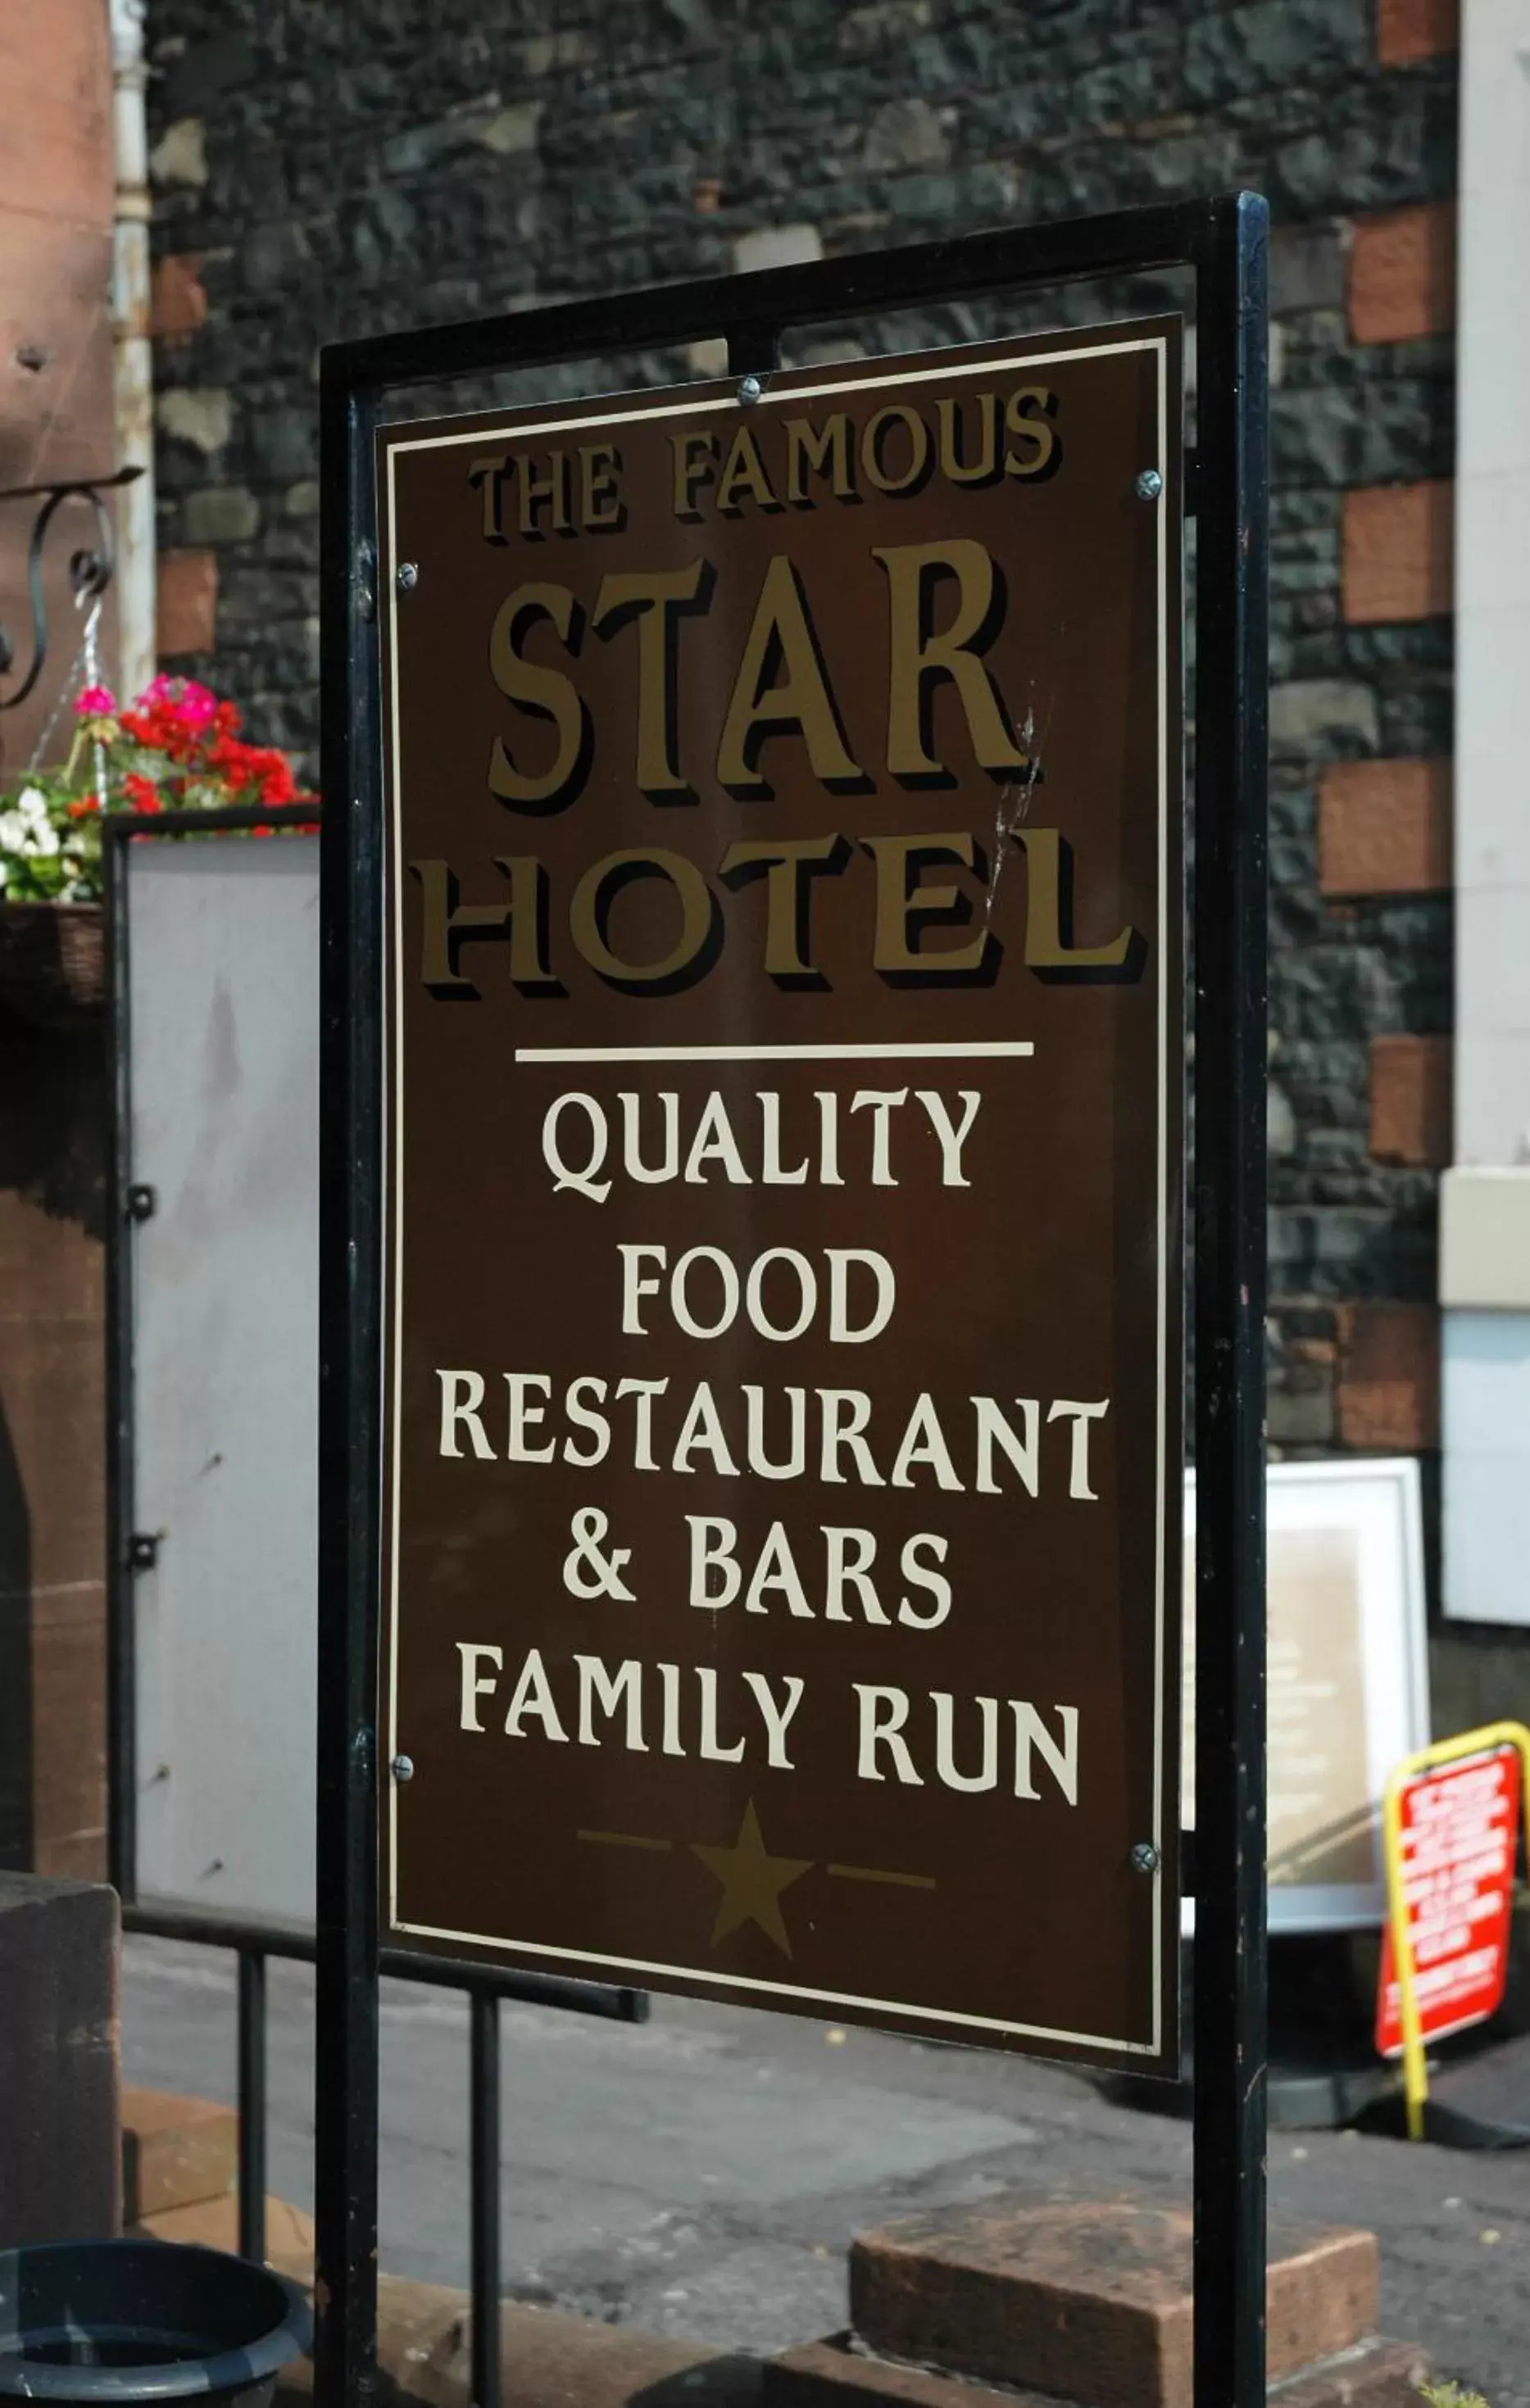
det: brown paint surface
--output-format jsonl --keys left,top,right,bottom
{"left": 378, "top": 325, "right": 1183, "bottom": 2071}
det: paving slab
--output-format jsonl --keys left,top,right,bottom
{"left": 123, "top": 1936, "right": 1530, "bottom": 2408}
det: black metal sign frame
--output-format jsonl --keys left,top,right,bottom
{"left": 317, "top": 193, "right": 1269, "bottom": 2408}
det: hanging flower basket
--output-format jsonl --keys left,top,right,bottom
{"left": 0, "top": 675, "right": 316, "bottom": 1027}
{"left": 0, "top": 900, "right": 105, "bottom": 1032}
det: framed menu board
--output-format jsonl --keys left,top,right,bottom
{"left": 1184, "top": 1458, "right": 1428, "bottom": 1933}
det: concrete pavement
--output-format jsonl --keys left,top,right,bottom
{"left": 123, "top": 1934, "right": 1530, "bottom": 2406}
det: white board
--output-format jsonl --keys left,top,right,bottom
{"left": 1183, "top": 1458, "right": 1430, "bottom": 1932}
{"left": 1441, "top": 1309, "right": 1530, "bottom": 1625}
{"left": 128, "top": 836, "right": 320, "bottom": 1924}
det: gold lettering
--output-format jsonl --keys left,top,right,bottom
{"left": 579, "top": 442, "right": 624, "bottom": 530}
{"left": 872, "top": 538, "right": 1028, "bottom": 781}
{"left": 716, "top": 555, "right": 863, "bottom": 793}
{"left": 718, "top": 834, "right": 849, "bottom": 982}
{"left": 862, "top": 831, "right": 996, "bottom": 983}
{"left": 513, "top": 449, "right": 574, "bottom": 537}
{"left": 937, "top": 392, "right": 999, "bottom": 486}
{"left": 592, "top": 562, "right": 711, "bottom": 797}
{"left": 784, "top": 413, "right": 855, "bottom": 502}
{"left": 410, "top": 857, "right": 559, "bottom": 995}
{"left": 861, "top": 404, "right": 931, "bottom": 494}
{"left": 672, "top": 430, "right": 720, "bottom": 518}
{"left": 467, "top": 454, "right": 511, "bottom": 542}
{"left": 569, "top": 849, "right": 719, "bottom": 991}
{"left": 1014, "top": 828, "right": 1139, "bottom": 974}
{"left": 716, "top": 424, "right": 781, "bottom": 515}
{"left": 1005, "top": 386, "right": 1059, "bottom": 478}
{"left": 486, "top": 583, "right": 588, "bottom": 809}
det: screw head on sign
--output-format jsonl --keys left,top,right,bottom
{"left": 737, "top": 374, "right": 765, "bottom": 406}
{"left": 396, "top": 561, "right": 419, "bottom": 592}
{"left": 1129, "top": 1841, "right": 1160, "bottom": 1874}
{"left": 392, "top": 1754, "right": 415, "bottom": 1783}
{"left": 1134, "top": 468, "right": 1164, "bottom": 502}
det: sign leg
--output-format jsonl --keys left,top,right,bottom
{"left": 315, "top": 361, "right": 384, "bottom": 2408}
{"left": 1190, "top": 191, "right": 1270, "bottom": 2408}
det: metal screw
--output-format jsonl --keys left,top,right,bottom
{"left": 737, "top": 374, "right": 765, "bottom": 406}
{"left": 392, "top": 1754, "right": 415, "bottom": 1783}
{"left": 1129, "top": 1841, "right": 1160, "bottom": 1874}
{"left": 396, "top": 561, "right": 419, "bottom": 592}
{"left": 1134, "top": 468, "right": 1163, "bottom": 502}
{"left": 125, "top": 1183, "right": 157, "bottom": 1223}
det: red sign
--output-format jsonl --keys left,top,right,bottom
{"left": 1377, "top": 1747, "right": 1521, "bottom": 2057}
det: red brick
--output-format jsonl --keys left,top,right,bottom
{"left": 1377, "top": 0, "right": 1459, "bottom": 61}
{"left": 121, "top": 2087, "right": 237, "bottom": 2223}
{"left": 0, "top": 0, "right": 112, "bottom": 228}
{"left": 151, "top": 254, "right": 208, "bottom": 340}
{"left": 157, "top": 548, "right": 218, "bottom": 656}
{"left": 848, "top": 2201, "right": 1378, "bottom": 2407}
{"left": 1349, "top": 204, "right": 1455, "bottom": 343}
{"left": 1336, "top": 1303, "right": 1439, "bottom": 1450}
{"left": 1319, "top": 759, "right": 1452, "bottom": 897}
{"left": 1342, "top": 483, "right": 1453, "bottom": 623}
{"left": 1369, "top": 1035, "right": 1452, "bottom": 1165}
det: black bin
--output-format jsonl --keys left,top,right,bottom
{"left": 0, "top": 2242, "right": 311, "bottom": 2408}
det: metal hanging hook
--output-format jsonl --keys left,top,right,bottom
{"left": 0, "top": 465, "right": 143, "bottom": 714}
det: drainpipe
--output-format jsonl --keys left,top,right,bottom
{"left": 110, "top": 0, "right": 156, "bottom": 703}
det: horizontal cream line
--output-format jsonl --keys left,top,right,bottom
{"left": 513, "top": 1041, "right": 1036, "bottom": 1063}
{"left": 827, "top": 1864, "right": 937, "bottom": 1889}
{"left": 577, "top": 1830, "right": 671, "bottom": 1853}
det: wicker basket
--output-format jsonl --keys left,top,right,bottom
{"left": 0, "top": 902, "right": 106, "bottom": 1032}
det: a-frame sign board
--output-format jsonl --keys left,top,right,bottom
{"left": 316, "top": 193, "right": 1268, "bottom": 2408}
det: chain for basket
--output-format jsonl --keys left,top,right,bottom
{"left": 24, "top": 587, "right": 105, "bottom": 785}
{"left": 81, "top": 596, "right": 108, "bottom": 811}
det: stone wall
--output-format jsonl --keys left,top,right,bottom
{"left": 143, "top": 0, "right": 1496, "bottom": 1689}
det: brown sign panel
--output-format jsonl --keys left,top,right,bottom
{"left": 378, "top": 321, "right": 1183, "bottom": 2073}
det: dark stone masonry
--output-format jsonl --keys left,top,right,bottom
{"left": 143, "top": 1, "right": 1472, "bottom": 1645}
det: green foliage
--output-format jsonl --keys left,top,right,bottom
{"left": 0, "top": 678, "right": 311, "bottom": 904}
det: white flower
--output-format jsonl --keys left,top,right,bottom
{"left": 0, "top": 858, "right": 8, "bottom": 891}
{"left": 0, "top": 803, "right": 61, "bottom": 857}
{"left": 16, "top": 785, "right": 47, "bottom": 818}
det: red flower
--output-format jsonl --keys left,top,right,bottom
{"left": 124, "top": 772, "right": 161, "bottom": 814}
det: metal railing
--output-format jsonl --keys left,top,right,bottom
{"left": 121, "top": 1901, "right": 647, "bottom": 2408}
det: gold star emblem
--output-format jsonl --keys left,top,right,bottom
{"left": 691, "top": 1799, "right": 812, "bottom": 1957}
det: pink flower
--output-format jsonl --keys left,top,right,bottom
{"left": 75, "top": 684, "right": 116, "bottom": 717}
{"left": 134, "top": 673, "right": 218, "bottom": 730}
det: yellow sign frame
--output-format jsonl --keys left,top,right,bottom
{"left": 1382, "top": 1718, "right": 1530, "bottom": 2138}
